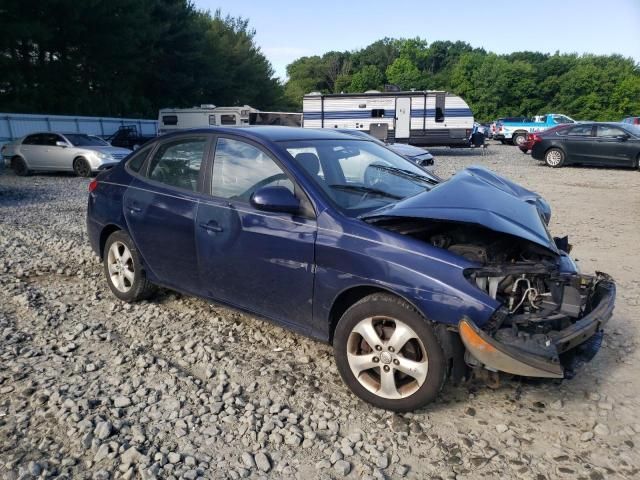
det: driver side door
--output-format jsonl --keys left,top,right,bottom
{"left": 195, "top": 135, "right": 317, "bottom": 332}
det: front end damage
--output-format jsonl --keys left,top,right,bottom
{"left": 361, "top": 166, "right": 616, "bottom": 380}
{"left": 366, "top": 215, "right": 616, "bottom": 380}
{"left": 460, "top": 267, "right": 615, "bottom": 379}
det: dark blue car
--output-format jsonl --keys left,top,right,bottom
{"left": 87, "top": 127, "right": 615, "bottom": 411}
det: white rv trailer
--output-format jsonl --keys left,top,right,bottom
{"left": 303, "top": 90, "right": 474, "bottom": 147}
{"left": 158, "top": 105, "right": 302, "bottom": 135}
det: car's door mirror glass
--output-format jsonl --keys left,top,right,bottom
{"left": 250, "top": 186, "right": 300, "bottom": 213}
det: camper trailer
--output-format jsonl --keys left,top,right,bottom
{"left": 158, "top": 105, "right": 302, "bottom": 135}
{"left": 303, "top": 91, "right": 474, "bottom": 147}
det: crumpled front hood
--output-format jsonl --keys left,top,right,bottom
{"left": 362, "top": 166, "right": 557, "bottom": 253}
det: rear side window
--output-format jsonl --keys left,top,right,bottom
{"left": 126, "top": 145, "right": 152, "bottom": 173}
{"left": 147, "top": 137, "right": 207, "bottom": 191}
{"left": 22, "top": 134, "right": 40, "bottom": 145}
{"left": 566, "top": 125, "right": 592, "bottom": 136}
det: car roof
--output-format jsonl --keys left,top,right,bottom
{"left": 158, "top": 126, "right": 362, "bottom": 143}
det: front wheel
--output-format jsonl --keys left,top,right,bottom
{"left": 545, "top": 148, "right": 565, "bottom": 168}
{"left": 73, "top": 157, "right": 92, "bottom": 177}
{"left": 103, "top": 231, "right": 155, "bottom": 302}
{"left": 12, "top": 157, "right": 30, "bottom": 176}
{"left": 333, "top": 293, "right": 446, "bottom": 412}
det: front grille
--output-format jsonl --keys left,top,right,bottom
{"left": 110, "top": 153, "right": 128, "bottom": 160}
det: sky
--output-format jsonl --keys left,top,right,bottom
{"left": 195, "top": 0, "right": 640, "bottom": 80}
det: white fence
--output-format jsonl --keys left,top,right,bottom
{"left": 0, "top": 112, "right": 158, "bottom": 145}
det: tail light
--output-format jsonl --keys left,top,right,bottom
{"left": 530, "top": 133, "right": 543, "bottom": 144}
{"left": 635, "top": 118, "right": 640, "bottom": 125}
{"left": 88, "top": 179, "right": 98, "bottom": 192}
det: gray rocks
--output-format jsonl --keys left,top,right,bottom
{"left": 94, "top": 421, "right": 112, "bottom": 440}
{"left": 113, "top": 396, "right": 132, "bottom": 408}
{"left": 254, "top": 452, "right": 271, "bottom": 473}
{"left": 334, "top": 460, "right": 351, "bottom": 475}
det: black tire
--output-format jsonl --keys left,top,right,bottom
{"left": 333, "top": 293, "right": 446, "bottom": 412}
{"left": 12, "top": 156, "right": 30, "bottom": 176}
{"left": 512, "top": 133, "right": 526, "bottom": 147}
{"left": 499, "top": 139, "right": 506, "bottom": 145}
{"left": 519, "top": 147, "right": 528, "bottom": 154}
{"left": 103, "top": 230, "right": 155, "bottom": 302}
{"left": 544, "top": 147, "right": 565, "bottom": 168}
{"left": 73, "top": 157, "right": 92, "bottom": 177}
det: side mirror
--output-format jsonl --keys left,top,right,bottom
{"left": 617, "top": 133, "right": 630, "bottom": 141}
{"left": 250, "top": 186, "right": 299, "bottom": 214}
{"left": 55, "top": 141, "right": 68, "bottom": 148}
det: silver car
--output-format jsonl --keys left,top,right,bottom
{"left": 2, "top": 132, "right": 132, "bottom": 177}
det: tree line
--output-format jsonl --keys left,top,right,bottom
{"left": 284, "top": 38, "right": 640, "bottom": 122}
{"left": 0, "top": 0, "right": 288, "bottom": 117}
{"left": 1, "top": 2, "right": 638, "bottom": 122}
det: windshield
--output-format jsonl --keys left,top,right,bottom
{"left": 65, "top": 134, "right": 109, "bottom": 146}
{"left": 282, "top": 139, "right": 439, "bottom": 216}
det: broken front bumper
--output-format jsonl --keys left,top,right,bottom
{"left": 459, "top": 275, "right": 616, "bottom": 379}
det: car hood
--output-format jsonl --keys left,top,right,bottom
{"left": 387, "top": 143, "right": 432, "bottom": 157}
{"left": 361, "top": 166, "right": 557, "bottom": 253}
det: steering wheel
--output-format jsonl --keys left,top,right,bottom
{"left": 236, "top": 173, "right": 289, "bottom": 201}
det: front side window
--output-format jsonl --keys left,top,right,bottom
{"left": 596, "top": 125, "right": 625, "bottom": 138}
{"left": 283, "top": 139, "right": 439, "bottom": 217}
{"left": 44, "top": 134, "right": 64, "bottom": 146}
{"left": 147, "top": 137, "right": 207, "bottom": 191}
{"left": 65, "top": 134, "right": 107, "bottom": 146}
{"left": 211, "top": 137, "right": 293, "bottom": 201}
{"left": 553, "top": 115, "right": 574, "bottom": 124}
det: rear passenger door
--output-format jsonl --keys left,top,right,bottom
{"left": 562, "top": 124, "right": 594, "bottom": 163}
{"left": 123, "top": 134, "right": 212, "bottom": 293}
{"left": 20, "top": 134, "right": 49, "bottom": 169}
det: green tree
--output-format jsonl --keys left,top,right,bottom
{"left": 349, "top": 65, "right": 384, "bottom": 92}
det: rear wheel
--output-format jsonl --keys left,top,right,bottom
{"left": 103, "top": 231, "right": 155, "bottom": 302}
{"left": 333, "top": 293, "right": 446, "bottom": 412}
{"left": 73, "top": 157, "right": 92, "bottom": 177}
{"left": 545, "top": 148, "right": 565, "bottom": 168}
{"left": 12, "top": 156, "right": 29, "bottom": 176}
{"left": 512, "top": 133, "right": 526, "bottom": 147}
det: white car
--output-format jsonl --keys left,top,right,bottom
{"left": 2, "top": 132, "right": 132, "bottom": 177}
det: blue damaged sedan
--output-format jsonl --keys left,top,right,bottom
{"left": 87, "top": 127, "right": 615, "bottom": 411}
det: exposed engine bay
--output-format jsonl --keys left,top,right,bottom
{"left": 371, "top": 218, "right": 615, "bottom": 377}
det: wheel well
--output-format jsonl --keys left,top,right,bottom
{"left": 11, "top": 155, "right": 23, "bottom": 166}
{"left": 512, "top": 130, "right": 527, "bottom": 136}
{"left": 99, "top": 225, "right": 121, "bottom": 259}
{"left": 328, "top": 286, "right": 396, "bottom": 344}
{"left": 73, "top": 155, "right": 87, "bottom": 164}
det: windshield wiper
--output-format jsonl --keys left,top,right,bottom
{"left": 329, "top": 184, "right": 403, "bottom": 200}
{"left": 369, "top": 164, "right": 438, "bottom": 186}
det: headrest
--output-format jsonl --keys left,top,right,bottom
{"left": 295, "top": 152, "right": 320, "bottom": 176}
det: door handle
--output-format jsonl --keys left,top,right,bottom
{"left": 199, "top": 221, "right": 223, "bottom": 233}
{"left": 127, "top": 204, "right": 142, "bottom": 213}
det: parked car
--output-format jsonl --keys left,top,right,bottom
{"left": 87, "top": 127, "right": 615, "bottom": 411}
{"left": 495, "top": 114, "right": 575, "bottom": 146}
{"left": 518, "top": 124, "right": 573, "bottom": 153}
{"left": 531, "top": 122, "right": 640, "bottom": 168}
{"left": 621, "top": 115, "right": 640, "bottom": 126}
{"left": 336, "top": 129, "right": 434, "bottom": 170}
{"left": 2, "top": 132, "right": 132, "bottom": 177}
{"left": 106, "top": 125, "right": 156, "bottom": 150}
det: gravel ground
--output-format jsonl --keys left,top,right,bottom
{"left": 1, "top": 142, "right": 639, "bottom": 480}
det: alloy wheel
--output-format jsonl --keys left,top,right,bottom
{"left": 107, "top": 241, "right": 135, "bottom": 292}
{"left": 346, "top": 316, "right": 428, "bottom": 399}
{"left": 546, "top": 150, "right": 562, "bottom": 166}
